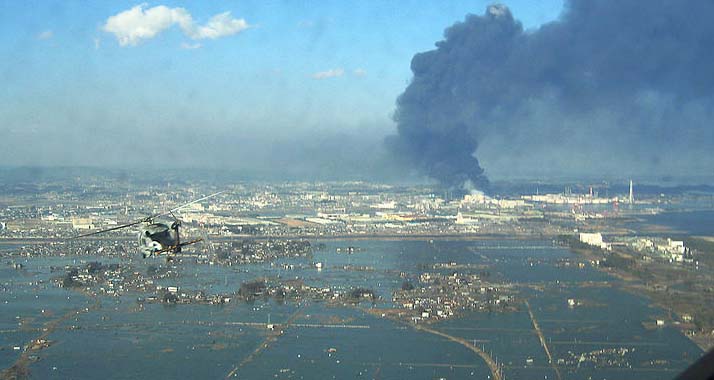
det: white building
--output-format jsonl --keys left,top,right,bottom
{"left": 579, "top": 232, "right": 611, "bottom": 250}
{"left": 71, "top": 217, "right": 94, "bottom": 230}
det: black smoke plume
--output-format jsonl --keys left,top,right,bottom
{"left": 389, "top": 1, "right": 714, "bottom": 189}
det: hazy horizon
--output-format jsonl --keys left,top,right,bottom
{"left": 3, "top": 1, "right": 714, "bottom": 186}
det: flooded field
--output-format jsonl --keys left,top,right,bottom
{"left": 0, "top": 240, "right": 701, "bottom": 379}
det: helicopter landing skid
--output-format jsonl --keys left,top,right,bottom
{"left": 152, "top": 238, "right": 204, "bottom": 257}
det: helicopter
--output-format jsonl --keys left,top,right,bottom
{"left": 72, "top": 192, "right": 223, "bottom": 260}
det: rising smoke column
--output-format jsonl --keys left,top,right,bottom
{"left": 389, "top": 1, "right": 714, "bottom": 188}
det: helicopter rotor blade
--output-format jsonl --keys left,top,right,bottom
{"left": 69, "top": 191, "right": 225, "bottom": 239}
{"left": 70, "top": 219, "right": 145, "bottom": 239}
{"left": 155, "top": 191, "right": 225, "bottom": 218}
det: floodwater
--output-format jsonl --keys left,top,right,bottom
{"left": 0, "top": 240, "right": 702, "bottom": 379}
{"left": 637, "top": 210, "right": 714, "bottom": 236}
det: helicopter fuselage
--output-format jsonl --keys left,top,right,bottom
{"left": 139, "top": 222, "right": 180, "bottom": 257}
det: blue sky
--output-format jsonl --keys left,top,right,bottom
{"left": 0, "top": 1, "right": 563, "bottom": 169}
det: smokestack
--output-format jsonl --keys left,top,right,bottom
{"left": 629, "top": 180, "right": 634, "bottom": 204}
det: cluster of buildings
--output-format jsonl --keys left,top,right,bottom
{"left": 147, "top": 286, "right": 233, "bottom": 305}
{"left": 561, "top": 347, "right": 636, "bottom": 369}
{"left": 393, "top": 269, "right": 518, "bottom": 323}
{"left": 211, "top": 239, "right": 313, "bottom": 264}
{"left": 57, "top": 260, "right": 179, "bottom": 297}
{"left": 578, "top": 232, "right": 694, "bottom": 264}
{"left": 2, "top": 178, "right": 653, "bottom": 241}
{"left": 629, "top": 237, "right": 693, "bottom": 263}
{"left": 26, "top": 240, "right": 379, "bottom": 309}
